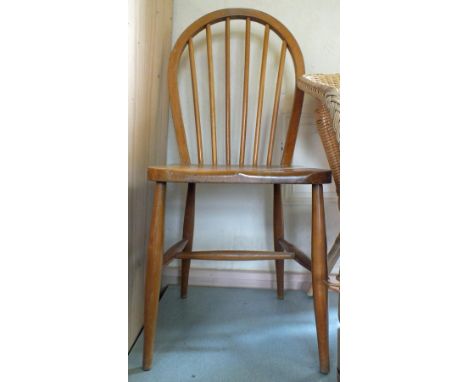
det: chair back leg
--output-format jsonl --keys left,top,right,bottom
{"left": 181, "top": 183, "right": 196, "bottom": 298}
{"left": 273, "top": 184, "right": 285, "bottom": 299}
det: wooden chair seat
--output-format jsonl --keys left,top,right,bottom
{"left": 147, "top": 165, "right": 332, "bottom": 184}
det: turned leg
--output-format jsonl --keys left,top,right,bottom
{"left": 274, "top": 259, "right": 284, "bottom": 299}
{"left": 273, "top": 184, "right": 285, "bottom": 299}
{"left": 143, "top": 182, "right": 166, "bottom": 371}
{"left": 181, "top": 183, "right": 196, "bottom": 298}
{"left": 311, "top": 184, "right": 329, "bottom": 374}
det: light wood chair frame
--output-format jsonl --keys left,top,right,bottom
{"left": 143, "top": 8, "right": 332, "bottom": 375}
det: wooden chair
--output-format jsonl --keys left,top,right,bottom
{"left": 143, "top": 8, "right": 332, "bottom": 374}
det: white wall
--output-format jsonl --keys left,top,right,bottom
{"left": 163, "top": 0, "right": 339, "bottom": 277}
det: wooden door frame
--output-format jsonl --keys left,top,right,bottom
{"left": 128, "top": 0, "right": 173, "bottom": 350}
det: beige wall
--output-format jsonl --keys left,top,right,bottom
{"left": 163, "top": 0, "right": 339, "bottom": 280}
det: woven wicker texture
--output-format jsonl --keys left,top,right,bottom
{"left": 298, "top": 74, "right": 340, "bottom": 196}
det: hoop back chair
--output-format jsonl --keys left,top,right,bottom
{"left": 143, "top": 9, "right": 332, "bottom": 374}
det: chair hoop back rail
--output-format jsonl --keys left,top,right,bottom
{"left": 168, "top": 8, "right": 305, "bottom": 166}
{"left": 143, "top": 9, "right": 331, "bottom": 375}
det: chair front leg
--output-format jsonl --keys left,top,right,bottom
{"left": 273, "top": 184, "right": 285, "bottom": 299}
{"left": 143, "top": 182, "right": 167, "bottom": 371}
{"left": 311, "top": 184, "right": 329, "bottom": 374}
{"left": 181, "top": 183, "right": 196, "bottom": 298}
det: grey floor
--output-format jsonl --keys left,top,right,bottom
{"left": 129, "top": 286, "right": 338, "bottom": 382}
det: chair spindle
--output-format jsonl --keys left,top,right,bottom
{"left": 188, "top": 38, "right": 203, "bottom": 164}
{"left": 253, "top": 25, "right": 270, "bottom": 166}
{"left": 239, "top": 18, "right": 251, "bottom": 166}
{"left": 225, "top": 18, "right": 231, "bottom": 165}
{"left": 206, "top": 24, "right": 217, "bottom": 164}
{"left": 267, "top": 40, "right": 287, "bottom": 166}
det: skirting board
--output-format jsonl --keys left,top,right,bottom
{"left": 162, "top": 267, "right": 312, "bottom": 292}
